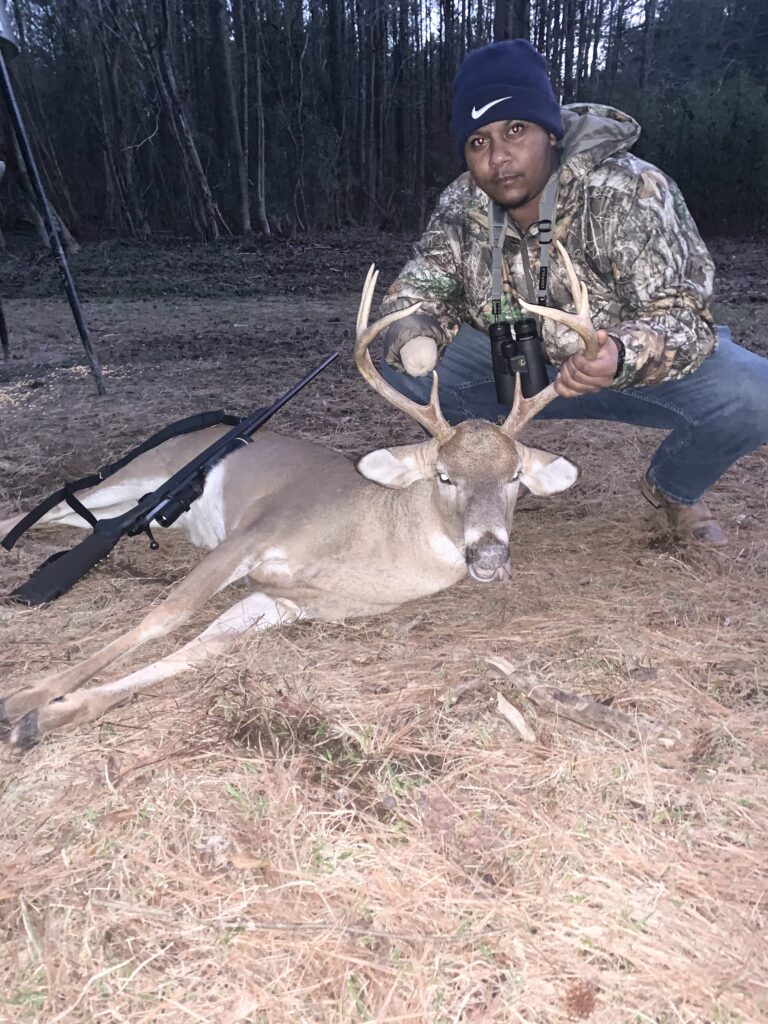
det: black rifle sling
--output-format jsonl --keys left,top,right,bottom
{"left": 2, "top": 410, "right": 240, "bottom": 551}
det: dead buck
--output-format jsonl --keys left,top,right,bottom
{"left": 0, "top": 243, "right": 599, "bottom": 748}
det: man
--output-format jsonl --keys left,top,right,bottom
{"left": 379, "top": 39, "right": 768, "bottom": 546}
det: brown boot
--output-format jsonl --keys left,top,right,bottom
{"left": 640, "top": 472, "right": 727, "bottom": 547}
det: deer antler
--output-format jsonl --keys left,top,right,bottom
{"left": 355, "top": 265, "right": 455, "bottom": 442}
{"left": 499, "top": 241, "right": 601, "bottom": 438}
{"left": 518, "top": 240, "right": 600, "bottom": 358}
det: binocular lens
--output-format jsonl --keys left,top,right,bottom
{"left": 489, "top": 321, "right": 517, "bottom": 405}
{"left": 489, "top": 317, "right": 549, "bottom": 402}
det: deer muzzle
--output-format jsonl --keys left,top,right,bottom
{"left": 466, "top": 533, "right": 510, "bottom": 583}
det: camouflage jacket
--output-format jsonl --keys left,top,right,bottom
{"left": 382, "top": 104, "right": 717, "bottom": 388}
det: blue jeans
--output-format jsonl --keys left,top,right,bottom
{"left": 380, "top": 326, "right": 768, "bottom": 504}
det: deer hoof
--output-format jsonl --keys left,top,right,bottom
{"left": 9, "top": 709, "right": 40, "bottom": 751}
{"left": 9, "top": 694, "right": 88, "bottom": 748}
{"left": 0, "top": 687, "right": 49, "bottom": 724}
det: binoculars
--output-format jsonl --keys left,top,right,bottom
{"left": 489, "top": 317, "right": 549, "bottom": 403}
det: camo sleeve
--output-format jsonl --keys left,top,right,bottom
{"left": 380, "top": 192, "right": 470, "bottom": 370}
{"left": 606, "top": 169, "right": 717, "bottom": 387}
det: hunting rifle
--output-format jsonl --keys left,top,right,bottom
{"left": 3, "top": 353, "right": 338, "bottom": 606}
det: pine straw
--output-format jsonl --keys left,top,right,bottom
{"left": 1, "top": 294, "right": 767, "bottom": 1023}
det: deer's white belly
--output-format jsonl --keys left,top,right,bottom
{"left": 182, "top": 461, "right": 229, "bottom": 549}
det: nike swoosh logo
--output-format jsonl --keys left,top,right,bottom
{"left": 471, "top": 96, "right": 512, "bottom": 119}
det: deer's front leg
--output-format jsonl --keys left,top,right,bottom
{"left": 0, "top": 534, "right": 264, "bottom": 726}
{"left": 8, "top": 591, "right": 304, "bottom": 749}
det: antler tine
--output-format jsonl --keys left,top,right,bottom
{"left": 354, "top": 265, "right": 455, "bottom": 442}
{"left": 500, "top": 241, "right": 600, "bottom": 439}
{"left": 356, "top": 264, "right": 378, "bottom": 338}
{"left": 517, "top": 240, "right": 600, "bottom": 360}
{"left": 555, "top": 239, "right": 589, "bottom": 318}
{"left": 499, "top": 377, "right": 560, "bottom": 439}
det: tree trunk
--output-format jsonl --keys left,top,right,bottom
{"left": 8, "top": 126, "right": 80, "bottom": 253}
{"left": 252, "top": 0, "right": 270, "bottom": 235}
{"left": 639, "top": 0, "right": 658, "bottom": 88}
{"left": 562, "top": 0, "right": 577, "bottom": 101}
{"left": 210, "top": 0, "right": 252, "bottom": 235}
{"left": 605, "top": 0, "right": 628, "bottom": 87}
{"left": 102, "top": 3, "right": 151, "bottom": 239}
{"left": 590, "top": 0, "right": 607, "bottom": 84}
{"left": 151, "top": 0, "right": 221, "bottom": 240}
{"left": 499, "top": 0, "right": 531, "bottom": 39}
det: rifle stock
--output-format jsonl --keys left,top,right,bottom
{"left": 10, "top": 529, "right": 120, "bottom": 606}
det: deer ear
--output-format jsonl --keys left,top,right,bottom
{"left": 518, "top": 443, "right": 579, "bottom": 495}
{"left": 357, "top": 439, "right": 439, "bottom": 489}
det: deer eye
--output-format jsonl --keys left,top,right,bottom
{"left": 437, "top": 471, "right": 453, "bottom": 485}
{"left": 511, "top": 471, "right": 521, "bottom": 481}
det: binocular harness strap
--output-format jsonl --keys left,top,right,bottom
{"left": 489, "top": 166, "right": 560, "bottom": 314}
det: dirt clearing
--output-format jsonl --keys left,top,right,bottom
{"left": 0, "top": 232, "right": 766, "bottom": 1023}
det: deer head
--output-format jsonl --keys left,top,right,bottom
{"left": 352, "top": 250, "right": 597, "bottom": 582}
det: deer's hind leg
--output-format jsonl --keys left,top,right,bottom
{"left": 0, "top": 532, "right": 270, "bottom": 726}
{"left": 8, "top": 590, "right": 304, "bottom": 749}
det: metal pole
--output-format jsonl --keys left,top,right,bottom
{"left": 0, "top": 295, "right": 9, "bottom": 359}
{"left": 0, "top": 158, "right": 7, "bottom": 359}
{"left": 0, "top": 47, "right": 106, "bottom": 394}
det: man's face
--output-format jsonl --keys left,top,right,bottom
{"left": 464, "top": 120, "right": 557, "bottom": 216}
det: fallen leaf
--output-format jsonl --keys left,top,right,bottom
{"left": 96, "top": 807, "right": 135, "bottom": 827}
{"left": 229, "top": 852, "right": 267, "bottom": 871}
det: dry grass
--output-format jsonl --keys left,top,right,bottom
{"left": 0, "top": 242, "right": 767, "bottom": 1023}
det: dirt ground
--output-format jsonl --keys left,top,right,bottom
{"left": 0, "top": 231, "right": 766, "bottom": 1024}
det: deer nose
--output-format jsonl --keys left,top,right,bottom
{"left": 466, "top": 533, "right": 509, "bottom": 582}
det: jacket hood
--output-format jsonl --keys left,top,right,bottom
{"left": 559, "top": 103, "right": 641, "bottom": 178}
{"left": 459, "top": 103, "right": 642, "bottom": 225}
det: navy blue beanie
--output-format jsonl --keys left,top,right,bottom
{"left": 452, "top": 40, "right": 563, "bottom": 158}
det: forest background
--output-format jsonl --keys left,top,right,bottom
{"left": 1, "top": 0, "right": 767, "bottom": 248}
